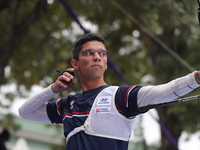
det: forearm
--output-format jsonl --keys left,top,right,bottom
{"left": 137, "top": 71, "right": 200, "bottom": 107}
{"left": 18, "top": 85, "right": 57, "bottom": 123}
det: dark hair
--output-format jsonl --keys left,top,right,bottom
{"left": 72, "top": 33, "right": 105, "bottom": 60}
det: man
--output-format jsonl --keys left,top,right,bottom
{"left": 19, "top": 33, "right": 200, "bottom": 150}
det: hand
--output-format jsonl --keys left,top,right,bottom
{"left": 51, "top": 68, "right": 75, "bottom": 93}
{"left": 195, "top": 71, "right": 200, "bottom": 84}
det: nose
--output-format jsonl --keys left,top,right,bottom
{"left": 93, "top": 52, "right": 101, "bottom": 62}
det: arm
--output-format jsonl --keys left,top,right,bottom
{"left": 18, "top": 86, "right": 56, "bottom": 123}
{"left": 18, "top": 68, "right": 75, "bottom": 123}
{"left": 137, "top": 71, "right": 200, "bottom": 107}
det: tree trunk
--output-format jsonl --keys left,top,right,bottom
{"left": 0, "top": 0, "right": 48, "bottom": 85}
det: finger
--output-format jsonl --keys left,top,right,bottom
{"left": 59, "top": 78, "right": 71, "bottom": 88}
{"left": 62, "top": 72, "right": 74, "bottom": 80}
{"left": 62, "top": 68, "right": 75, "bottom": 75}
{"left": 60, "top": 73, "right": 75, "bottom": 86}
{"left": 56, "top": 80, "right": 68, "bottom": 88}
{"left": 67, "top": 68, "right": 75, "bottom": 72}
{"left": 61, "top": 70, "right": 75, "bottom": 82}
{"left": 59, "top": 81, "right": 76, "bottom": 91}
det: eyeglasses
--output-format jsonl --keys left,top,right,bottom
{"left": 81, "top": 49, "right": 109, "bottom": 57}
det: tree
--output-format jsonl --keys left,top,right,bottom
{"left": 0, "top": 0, "right": 49, "bottom": 131}
{"left": 0, "top": 0, "right": 48, "bottom": 85}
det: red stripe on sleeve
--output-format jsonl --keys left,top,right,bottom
{"left": 57, "top": 99, "right": 62, "bottom": 115}
{"left": 123, "top": 86, "right": 136, "bottom": 106}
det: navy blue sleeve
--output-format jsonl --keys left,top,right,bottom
{"left": 47, "top": 100, "right": 63, "bottom": 124}
{"left": 115, "top": 86, "right": 143, "bottom": 118}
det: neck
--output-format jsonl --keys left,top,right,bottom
{"left": 80, "top": 77, "right": 107, "bottom": 91}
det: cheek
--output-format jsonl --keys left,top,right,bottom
{"left": 77, "top": 59, "right": 90, "bottom": 69}
{"left": 104, "top": 59, "right": 108, "bottom": 70}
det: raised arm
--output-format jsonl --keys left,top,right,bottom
{"left": 18, "top": 86, "right": 56, "bottom": 123}
{"left": 18, "top": 68, "right": 75, "bottom": 123}
{"left": 137, "top": 71, "right": 200, "bottom": 107}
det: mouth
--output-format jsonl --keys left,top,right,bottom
{"left": 91, "top": 64, "right": 102, "bottom": 68}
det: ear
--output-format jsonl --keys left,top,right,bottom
{"left": 71, "top": 59, "right": 79, "bottom": 70}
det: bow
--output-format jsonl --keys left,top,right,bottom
{"left": 139, "top": 95, "right": 200, "bottom": 113}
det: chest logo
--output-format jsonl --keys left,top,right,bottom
{"left": 97, "top": 96, "right": 112, "bottom": 106}
{"left": 95, "top": 107, "right": 111, "bottom": 113}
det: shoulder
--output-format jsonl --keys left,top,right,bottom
{"left": 115, "top": 85, "right": 143, "bottom": 118}
{"left": 48, "top": 93, "right": 82, "bottom": 111}
{"left": 116, "top": 85, "right": 142, "bottom": 96}
{"left": 116, "top": 85, "right": 143, "bottom": 104}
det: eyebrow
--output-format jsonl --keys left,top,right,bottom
{"left": 82, "top": 49, "right": 107, "bottom": 51}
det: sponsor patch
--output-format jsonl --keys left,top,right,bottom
{"left": 97, "top": 96, "right": 111, "bottom": 106}
{"left": 95, "top": 107, "right": 111, "bottom": 113}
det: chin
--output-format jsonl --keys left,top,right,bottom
{"left": 87, "top": 73, "right": 103, "bottom": 79}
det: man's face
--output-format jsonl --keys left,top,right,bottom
{"left": 72, "top": 41, "right": 108, "bottom": 79}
